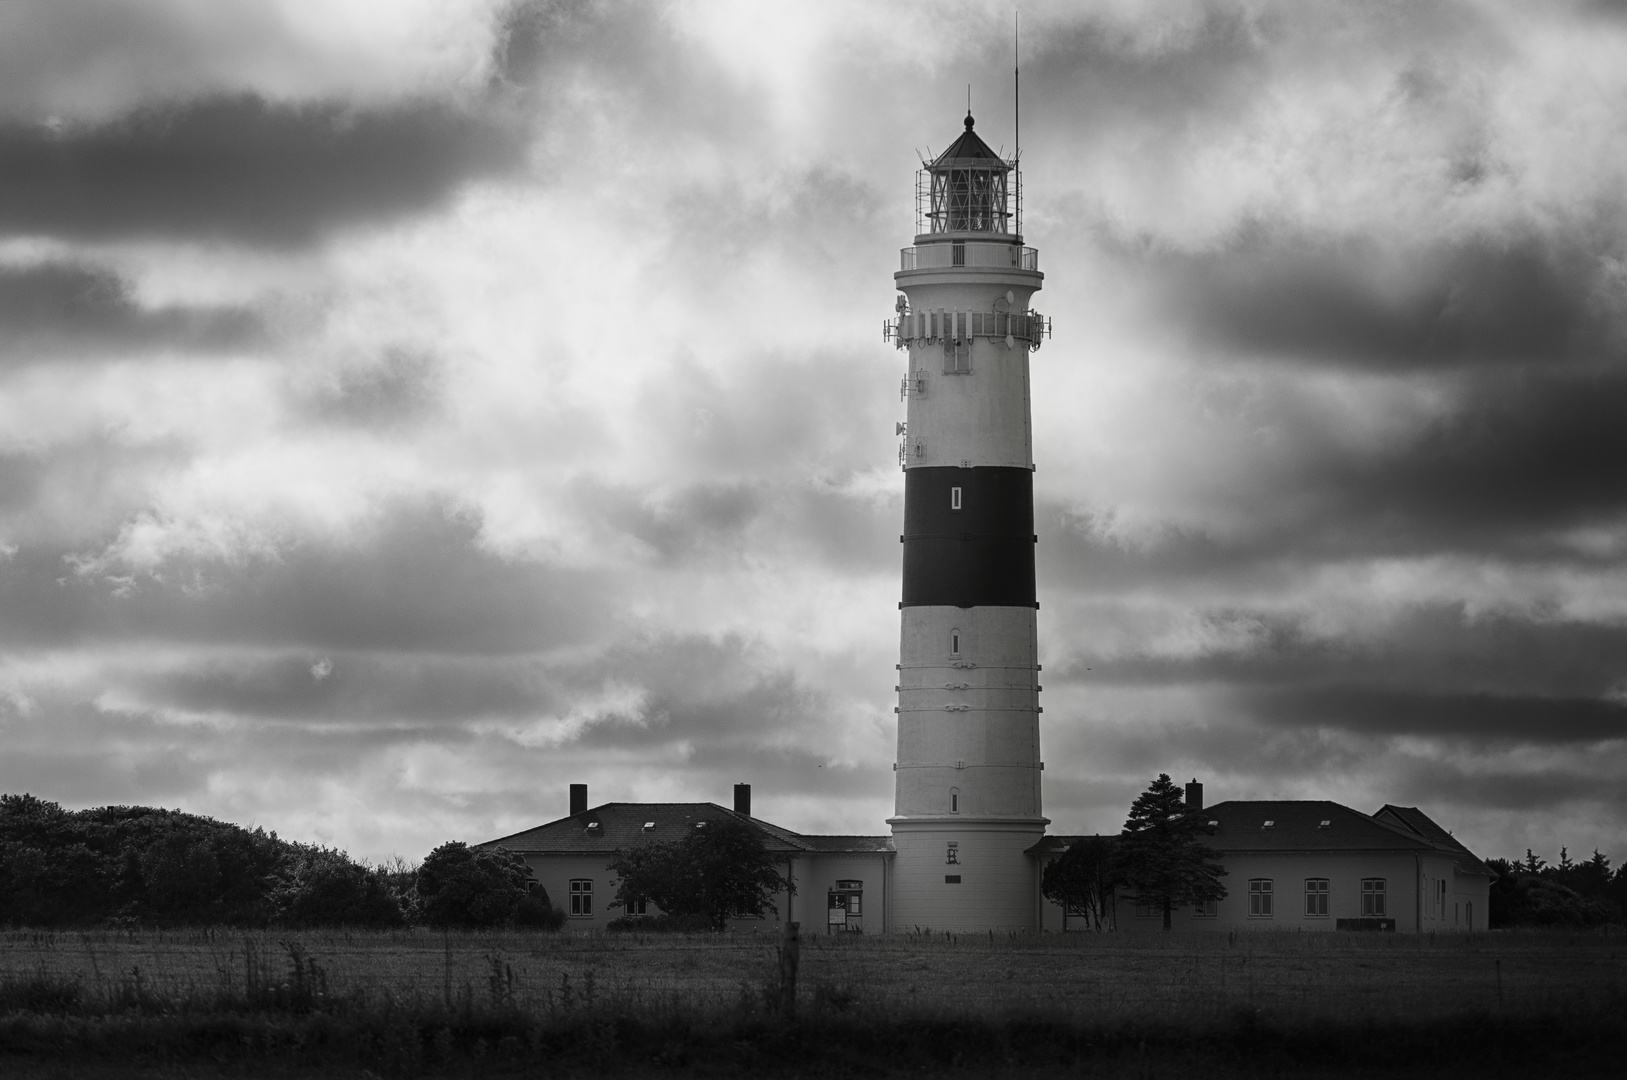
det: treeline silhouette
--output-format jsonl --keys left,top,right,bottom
{"left": 1486, "top": 847, "right": 1627, "bottom": 927}
{"left": 0, "top": 794, "right": 561, "bottom": 930}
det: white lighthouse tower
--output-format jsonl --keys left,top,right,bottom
{"left": 887, "top": 111, "right": 1049, "bottom": 930}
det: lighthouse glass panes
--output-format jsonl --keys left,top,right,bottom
{"left": 889, "top": 111, "right": 1049, "bottom": 930}
{"left": 915, "top": 116, "right": 1020, "bottom": 236}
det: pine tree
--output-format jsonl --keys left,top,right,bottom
{"left": 1116, "top": 774, "right": 1227, "bottom": 930}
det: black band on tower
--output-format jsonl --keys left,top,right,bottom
{"left": 901, "top": 466, "right": 1035, "bottom": 607}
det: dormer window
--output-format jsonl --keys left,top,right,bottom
{"left": 643, "top": 822, "right": 655, "bottom": 831}
{"left": 1318, "top": 820, "right": 1331, "bottom": 828}
{"left": 1262, "top": 820, "right": 1275, "bottom": 829}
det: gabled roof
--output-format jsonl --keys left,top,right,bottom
{"left": 1199, "top": 800, "right": 1442, "bottom": 854}
{"left": 1373, "top": 805, "right": 1494, "bottom": 879}
{"left": 1027, "top": 804, "right": 1492, "bottom": 877}
{"left": 798, "top": 835, "right": 895, "bottom": 854}
{"left": 931, "top": 114, "right": 1008, "bottom": 167}
{"left": 481, "top": 802, "right": 810, "bottom": 856}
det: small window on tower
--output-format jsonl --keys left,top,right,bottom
{"left": 951, "top": 486, "right": 962, "bottom": 510}
{"left": 950, "top": 787, "right": 960, "bottom": 813}
{"left": 949, "top": 629, "right": 961, "bottom": 657}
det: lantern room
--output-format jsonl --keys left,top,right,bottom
{"left": 917, "top": 113, "right": 1019, "bottom": 238}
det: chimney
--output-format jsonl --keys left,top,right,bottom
{"left": 733, "top": 783, "right": 751, "bottom": 817}
{"left": 569, "top": 783, "right": 588, "bottom": 817}
{"left": 1185, "top": 779, "right": 1203, "bottom": 811}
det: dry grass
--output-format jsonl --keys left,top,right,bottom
{"left": 0, "top": 925, "right": 1620, "bottom": 1023}
{"left": 0, "top": 927, "right": 1623, "bottom": 1077}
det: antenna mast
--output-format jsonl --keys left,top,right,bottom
{"left": 1014, "top": 11, "right": 1021, "bottom": 163}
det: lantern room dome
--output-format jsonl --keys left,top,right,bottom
{"left": 932, "top": 113, "right": 1007, "bottom": 168}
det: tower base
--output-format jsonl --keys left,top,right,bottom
{"left": 887, "top": 817, "right": 1047, "bottom": 931}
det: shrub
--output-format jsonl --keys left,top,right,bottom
{"left": 415, "top": 842, "right": 536, "bottom": 928}
{"left": 272, "top": 847, "right": 406, "bottom": 928}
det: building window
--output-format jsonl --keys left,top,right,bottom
{"left": 1192, "top": 900, "right": 1217, "bottom": 918}
{"left": 1438, "top": 879, "right": 1447, "bottom": 917}
{"left": 950, "top": 787, "right": 959, "bottom": 813}
{"left": 950, "top": 628, "right": 961, "bottom": 657}
{"left": 833, "top": 880, "right": 863, "bottom": 917}
{"left": 569, "top": 879, "right": 593, "bottom": 917}
{"left": 1135, "top": 900, "right": 1158, "bottom": 919}
{"left": 1361, "top": 878, "right": 1386, "bottom": 917}
{"left": 626, "top": 897, "right": 648, "bottom": 916}
{"left": 945, "top": 875, "right": 961, "bottom": 884}
{"left": 945, "top": 842, "right": 959, "bottom": 865}
{"left": 1248, "top": 879, "right": 1274, "bottom": 917}
{"left": 951, "top": 486, "right": 962, "bottom": 510}
{"left": 1304, "top": 879, "right": 1329, "bottom": 917}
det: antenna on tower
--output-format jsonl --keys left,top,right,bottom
{"left": 1014, "top": 10, "right": 1021, "bottom": 163}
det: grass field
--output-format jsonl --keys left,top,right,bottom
{"left": 1, "top": 926, "right": 1624, "bottom": 1077}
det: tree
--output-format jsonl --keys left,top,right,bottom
{"left": 415, "top": 843, "right": 537, "bottom": 929}
{"left": 271, "top": 847, "right": 406, "bottom": 928}
{"left": 1041, "top": 835, "right": 1120, "bottom": 931}
{"left": 607, "top": 816, "right": 792, "bottom": 930}
{"left": 1116, "top": 774, "right": 1227, "bottom": 930}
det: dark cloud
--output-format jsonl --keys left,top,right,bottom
{"left": 1248, "top": 685, "right": 1627, "bottom": 745}
{"left": 0, "top": 262, "right": 264, "bottom": 359}
{"left": 554, "top": 632, "right": 823, "bottom": 749}
{"left": 0, "top": 436, "right": 186, "bottom": 542}
{"left": 570, "top": 479, "right": 764, "bottom": 565}
{"left": 1024, "top": 4, "right": 1270, "bottom": 131}
{"left": 1061, "top": 602, "right": 1627, "bottom": 694}
{"left": 0, "top": 500, "right": 610, "bottom": 653}
{"left": 1133, "top": 226, "right": 1626, "bottom": 370}
{"left": 1320, "top": 365, "right": 1627, "bottom": 546}
{"left": 295, "top": 347, "right": 444, "bottom": 429}
{"left": 0, "top": 695, "right": 215, "bottom": 808}
{"left": 1038, "top": 356, "right": 1627, "bottom": 576}
{"left": 0, "top": 93, "right": 527, "bottom": 246}
{"left": 122, "top": 653, "right": 560, "bottom": 726}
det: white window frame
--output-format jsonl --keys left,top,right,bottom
{"left": 950, "top": 486, "right": 962, "bottom": 510}
{"left": 1304, "top": 878, "right": 1329, "bottom": 917}
{"left": 1361, "top": 878, "right": 1387, "bottom": 917}
{"left": 1248, "top": 878, "right": 1274, "bottom": 917}
{"left": 569, "top": 878, "right": 593, "bottom": 917}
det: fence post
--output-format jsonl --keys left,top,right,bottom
{"left": 778, "top": 921, "right": 800, "bottom": 1019}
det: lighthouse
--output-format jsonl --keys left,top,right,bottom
{"left": 886, "top": 112, "right": 1049, "bottom": 930}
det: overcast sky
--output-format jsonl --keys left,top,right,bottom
{"left": 3, "top": 0, "right": 1625, "bottom": 866}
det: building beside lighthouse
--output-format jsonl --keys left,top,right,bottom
{"left": 886, "top": 112, "right": 1050, "bottom": 930}
{"left": 480, "top": 110, "right": 1491, "bottom": 934}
